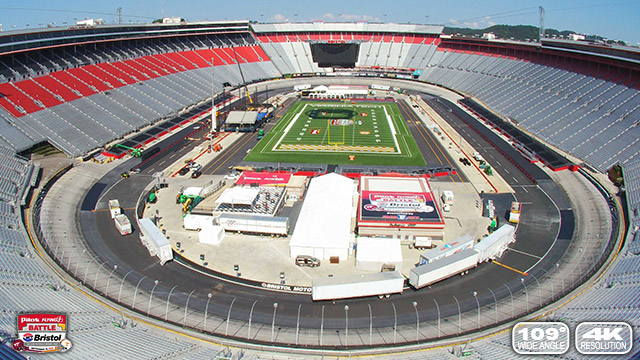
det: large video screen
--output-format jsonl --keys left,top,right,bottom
{"left": 310, "top": 43, "right": 359, "bottom": 68}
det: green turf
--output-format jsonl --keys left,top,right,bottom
{"left": 244, "top": 100, "right": 425, "bottom": 166}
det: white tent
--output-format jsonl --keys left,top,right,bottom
{"left": 199, "top": 224, "right": 225, "bottom": 245}
{"left": 289, "top": 173, "right": 355, "bottom": 260}
{"left": 355, "top": 237, "right": 403, "bottom": 272}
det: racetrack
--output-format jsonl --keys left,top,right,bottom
{"left": 33, "top": 77, "right": 619, "bottom": 351}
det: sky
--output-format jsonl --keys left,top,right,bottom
{"left": 0, "top": 0, "right": 639, "bottom": 45}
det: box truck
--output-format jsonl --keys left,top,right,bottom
{"left": 113, "top": 214, "right": 132, "bottom": 235}
{"left": 108, "top": 199, "right": 121, "bottom": 219}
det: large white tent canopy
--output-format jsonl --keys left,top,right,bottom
{"left": 289, "top": 173, "right": 355, "bottom": 260}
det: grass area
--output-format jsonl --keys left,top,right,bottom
{"left": 244, "top": 100, "right": 425, "bottom": 166}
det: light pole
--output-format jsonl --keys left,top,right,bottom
{"left": 204, "top": 293, "right": 212, "bottom": 331}
{"left": 248, "top": 300, "right": 257, "bottom": 338}
{"left": 295, "top": 304, "right": 301, "bottom": 345}
{"left": 521, "top": 278, "right": 529, "bottom": 312}
{"left": 504, "top": 283, "right": 514, "bottom": 318}
{"left": 67, "top": 249, "right": 75, "bottom": 270}
{"left": 105, "top": 264, "right": 118, "bottom": 296}
{"left": 184, "top": 289, "right": 196, "bottom": 327}
{"left": 344, "top": 305, "right": 349, "bottom": 346}
{"left": 93, "top": 262, "right": 107, "bottom": 289}
{"left": 211, "top": 58, "right": 216, "bottom": 136}
{"left": 368, "top": 303, "right": 373, "bottom": 345}
{"left": 75, "top": 249, "right": 86, "bottom": 274}
{"left": 531, "top": 274, "right": 542, "bottom": 307}
{"left": 148, "top": 280, "right": 159, "bottom": 315}
{"left": 225, "top": 297, "right": 236, "bottom": 336}
{"left": 271, "top": 302, "right": 278, "bottom": 343}
{"left": 132, "top": 276, "right": 147, "bottom": 309}
{"left": 453, "top": 295, "right": 461, "bottom": 334}
{"left": 320, "top": 305, "right": 324, "bottom": 346}
{"left": 165, "top": 285, "right": 178, "bottom": 321}
{"left": 118, "top": 270, "right": 134, "bottom": 303}
{"left": 412, "top": 301, "right": 419, "bottom": 342}
{"left": 473, "top": 291, "right": 480, "bottom": 328}
{"left": 392, "top": 302, "right": 397, "bottom": 344}
{"left": 541, "top": 268, "right": 553, "bottom": 300}
{"left": 433, "top": 298, "right": 441, "bottom": 337}
{"left": 487, "top": 287, "right": 498, "bottom": 324}
{"left": 83, "top": 255, "right": 97, "bottom": 283}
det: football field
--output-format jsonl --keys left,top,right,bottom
{"left": 244, "top": 100, "right": 425, "bottom": 166}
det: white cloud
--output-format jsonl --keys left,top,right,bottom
{"left": 322, "top": 13, "right": 335, "bottom": 20}
{"left": 450, "top": 18, "right": 458, "bottom": 25}
{"left": 272, "top": 14, "right": 286, "bottom": 22}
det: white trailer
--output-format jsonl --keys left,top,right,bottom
{"left": 312, "top": 271, "right": 405, "bottom": 301}
{"left": 138, "top": 218, "right": 173, "bottom": 266}
{"left": 370, "top": 84, "right": 390, "bottom": 91}
{"left": 113, "top": 214, "right": 132, "bottom": 235}
{"left": 419, "top": 235, "right": 475, "bottom": 265}
{"left": 475, "top": 224, "right": 516, "bottom": 263}
{"left": 218, "top": 214, "right": 289, "bottom": 236}
{"left": 108, "top": 199, "right": 121, "bottom": 219}
{"left": 409, "top": 249, "right": 479, "bottom": 289}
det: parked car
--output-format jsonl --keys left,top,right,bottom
{"left": 191, "top": 170, "right": 202, "bottom": 178}
{"left": 190, "top": 163, "right": 202, "bottom": 171}
{"left": 178, "top": 167, "right": 190, "bottom": 176}
{"left": 224, "top": 173, "right": 239, "bottom": 180}
{"left": 295, "top": 255, "right": 321, "bottom": 268}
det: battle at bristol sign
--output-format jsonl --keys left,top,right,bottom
{"left": 14, "top": 313, "right": 72, "bottom": 353}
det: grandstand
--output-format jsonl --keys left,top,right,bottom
{"left": 0, "top": 21, "right": 279, "bottom": 156}
{"left": 419, "top": 38, "right": 640, "bottom": 171}
{"left": 0, "top": 18, "right": 639, "bottom": 359}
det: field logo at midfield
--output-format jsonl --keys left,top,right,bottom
{"left": 330, "top": 119, "right": 353, "bottom": 126}
{"left": 14, "top": 312, "right": 71, "bottom": 353}
{"left": 360, "top": 131, "right": 371, "bottom": 135}
{"left": 310, "top": 129, "right": 321, "bottom": 135}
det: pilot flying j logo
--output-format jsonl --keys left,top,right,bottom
{"left": 14, "top": 313, "right": 72, "bottom": 353}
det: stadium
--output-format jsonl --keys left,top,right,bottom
{"left": 0, "top": 10, "right": 638, "bottom": 360}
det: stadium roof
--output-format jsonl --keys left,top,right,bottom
{"left": 252, "top": 22, "right": 443, "bottom": 35}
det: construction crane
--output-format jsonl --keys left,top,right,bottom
{"left": 114, "top": 144, "right": 142, "bottom": 157}
{"left": 231, "top": 47, "right": 253, "bottom": 104}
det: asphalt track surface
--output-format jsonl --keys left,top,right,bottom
{"left": 76, "top": 88, "right": 578, "bottom": 345}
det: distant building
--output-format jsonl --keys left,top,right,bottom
{"left": 162, "top": 17, "right": 183, "bottom": 24}
{"left": 482, "top": 32, "right": 497, "bottom": 40}
{"left": 75, "top": 19, "right": 104, "bottom": 27}
{"left": 569, "top": 33, "right": 586, "bottom": 41}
